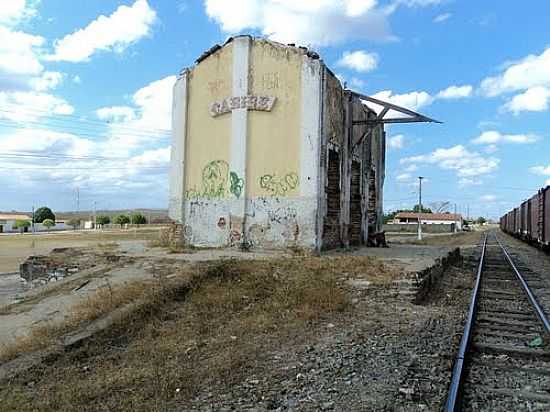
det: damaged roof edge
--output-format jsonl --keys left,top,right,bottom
{"left": 186, "top": 35, "right": 320, "bottom": 71}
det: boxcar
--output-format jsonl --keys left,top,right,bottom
{"left": 528, "top": 193, "right": 539, "bottom": 242}
{"left": 520, "top": 201, "right": 528, "bottom": 237}
{"left": 544, "top": 187, "right": 550, "bottom": 246}
{"left": 500, "top": 185, "right": 549, "bottom": 250}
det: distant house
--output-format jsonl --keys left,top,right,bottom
{"left": 392, "top": 212, "right": 463, "bottom": 230}
{"left": 0, "top": 213, "right": 32, "bottom": 233}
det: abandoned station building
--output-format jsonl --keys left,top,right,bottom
{"left": 169, "top": 36, "right": 435, "bottom": 251}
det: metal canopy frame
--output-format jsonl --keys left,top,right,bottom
{"left": 348, "top": 90, "right": 442, "bottom": 149}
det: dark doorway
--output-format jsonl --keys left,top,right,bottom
{"left": 323, "top": 149, "right": 341, "bottom": 249}
{"left": 350, "top": 161, "right": 362, "bottom": 245}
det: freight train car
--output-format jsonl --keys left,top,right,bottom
{"left": 500, "top": 186, "right": 549, "bottom": 250}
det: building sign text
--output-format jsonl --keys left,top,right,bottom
{"left": 209, "top": 95, "right": 277, "bottom": 117}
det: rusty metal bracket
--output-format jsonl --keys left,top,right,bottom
{"left": 349, "top": 91, "right": 441, "bottom": 149}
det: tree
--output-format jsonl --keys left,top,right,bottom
{"left": 14, "top": 219, "right": 30, "bottom": 233}
{"left": 33, "top": 207, "right": 55, "bottom": 223}
{"left": 96, "top": 215, "right": 110, "bottom": 227}
{"left": 42, "top": 219, "right": 55, "bottom": 231}
{"left": 413, "top": 204, "right": 433, "bottom": 213}
{"left": 476, "top": 216, "right": 487, "bottom": 225}
{"left": 114, "top": 215, "right": 130, "bottom": 228}
{"left": 67, "top": 218, "right": 81, "bottom": 230}
{"left": 130, "top": 213, "right": 147, "bottom": 225}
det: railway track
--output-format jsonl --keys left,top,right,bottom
{"left": 446, "top": 232, "right": 550, "bottom": 411}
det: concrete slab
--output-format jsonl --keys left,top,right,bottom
{"left": 327, "top": 244, "right": 456, "bottom": 274}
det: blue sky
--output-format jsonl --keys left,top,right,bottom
{"left": 0, "top": 0, "right": 549, "bottom": 219}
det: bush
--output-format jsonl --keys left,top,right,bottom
{"left": 114, "top": 215, "right": 130, "bottom": 228}
{"left": 33, "top": 207, "right": 55, "bottom": 223}
{"left": 96, "top": 215, "right": 110, "bottom": 226}
{"left": 42, "top": 219, "right": 55, "bottom": 231}
{"left": 131, "top": 213, "right": 147, "bottom": 225}
{"left": 14, "top": 219, "right": 31, "bottom": 233}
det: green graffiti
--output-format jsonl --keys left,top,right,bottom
{"left": 185, "top": 160, "right": 244, "bottom": 200}
{"left": 202, "top": 160, "right": 229, "bottom": 199}
{"left": 259, "top": 172, "right": 299, "bottom": 196}
{"left": 230, "top": 171, "right": 244, "bottom": 198}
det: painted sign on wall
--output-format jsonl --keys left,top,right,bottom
{"left": 209, "top": 95, "right": 277, "bottom": 117}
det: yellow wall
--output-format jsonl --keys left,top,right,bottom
{"left": 184, "top": 44, "right": 233, "bottom": 199}
{"left": 247, "top": 40, "right": 302, "bottom": 198}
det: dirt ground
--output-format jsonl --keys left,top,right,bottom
{"left": 0, "top": 228, "right": 164, "bottom": 273}
{"left": 0, "top": 229, "right": 500, "bottom": 411}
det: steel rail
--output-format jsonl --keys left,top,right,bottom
{"left": 495, "top": 234, "right": 550, "bottom": 333}
{"left": 445, "top": 234, "right": 488, "bottom": 412}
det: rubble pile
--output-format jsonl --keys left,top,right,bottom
{"left": 18, "top": 247, "right": 130, "bottom": 288}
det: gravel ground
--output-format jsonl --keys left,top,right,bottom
{"left": 181, "top": 254, "right": 479, "bottom": 411}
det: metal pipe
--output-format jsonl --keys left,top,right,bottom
{"left": 445, "top": 234, "right": 488, "bottom": 412}
{"left": 495, "top": 234, "right": 550, "bottom": 333}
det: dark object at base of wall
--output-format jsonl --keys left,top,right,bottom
{"left": 367, "top": 231, "right": 388, "bottom": 248}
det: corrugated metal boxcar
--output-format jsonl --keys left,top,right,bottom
{"left": 500, "top": 185, "right": 549, "bottom": 250}
{"left": 544, "top": 187, "right": 550, "bottom": 246}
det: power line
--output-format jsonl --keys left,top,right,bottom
{"left": 0, "top": 151, "right": 132, "bottom": 161}
{"left": 0, "top": 121, "right": 170, "bottom": 142}
{"left": 0, "top": 166, "right": 169, "bottom": 170}
{"left": 0, "top": 106, "right": 171, "bottom": 134}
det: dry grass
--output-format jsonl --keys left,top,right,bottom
{"left": 0, "top": 255, "right": 394, "bottom": 411}
{"left": 0, "top": 228, "right": 162, "bottom": 273}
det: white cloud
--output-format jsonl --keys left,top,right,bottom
{"left": 0, "top": 128, "right": 93, "bottom": 157}
{"left": 0, "top": 25, "right": 44, "bottom": 76}
{"left": 72, "top": 75, "right": 81, "bottom": 84}
{"left": 350, "top": 77, "right": 367, "bottom": 89}
{"left": 437, "top": 84, "right": 473, "bottom": 99}
{"left": 484, "top": 144, "right": 498, "bottom": 154}
{"left": 546, "top": 179, "right": 550, "bottom": 187}
{"left": 471, "top": 130, "right": 539, "bottom": 145}
{"left": 388, "top": 134, "right": 405, "bottom": 149}
{"left": 97, "top": 106, "right": 137, "bottom": 123}
{"left": 433, "top": 13, "right": 451, "bottom": 23}
{"left": 48, "top": 0, "right": 157, "bottom": 62}
{"left": 459, "top": 178, "right": 483, "bottom": 186}
{"left": 396, "top": 172, "right": 411, "bottom": 181}
{"left": 0, "top": 0, "right": 37, "bottom": 26}
{"left": 372, "top": 90, "right": 434, "bottom": 111}
{"left": 401, "top": 145, "right": 499, "bottom": 178}
{"left": 530, "top": 165, "right": 550, "bottom": 176}
{"left": 502, "top": 86, "right": 550, "bottom": 114}
{"left": 480, "top": 48, "right": 550, "bottom": 97}
{"left": 204, "top": 0, "right": 394, "bottom": 46}
{"left": 337, "top": 50, "right": 379, "bottom": 73}
{"left": 30, "top": 71, "right": 64, "bottom": 92}
{"left": 404, "top": 164, "right": 417, "bottom": 172}
{"left": 0, "top": 91, "right": 74, "bottom": 122}
{"left": 97, "top": 75, "right": 176, "bottom": 156}
{"left": 481, "top": 194, "right": 496, "bottom": 202}
{"left": 480, "top": 47, "right": 550, "bottom": 114}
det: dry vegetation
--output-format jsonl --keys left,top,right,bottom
{"left": 0, "top": 228, "right": 163, "bottom": 273}
{"left": 0, "top": 256, "right": 393, "bottom": 411}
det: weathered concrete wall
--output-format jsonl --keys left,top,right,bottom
{"left": 170, "top": 37, "right": 321, "bottom": 249}
{"left": 169, "top": 37, "right": 386, "bottom": 250}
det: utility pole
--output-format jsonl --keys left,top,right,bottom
{"left": 93, "top": 201, "right": 97, "bottom": 230}
{"left": 76, "top": 187, "right": 80, "bottom": 216}
{"left": 454, "top": 203, "right": 458, "bottom": 233}
{"left": 31, "top": 205, "right": 35, "bottom": 234}
{"left": 418, "top": 176, "right": 424, "bottom": 240}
